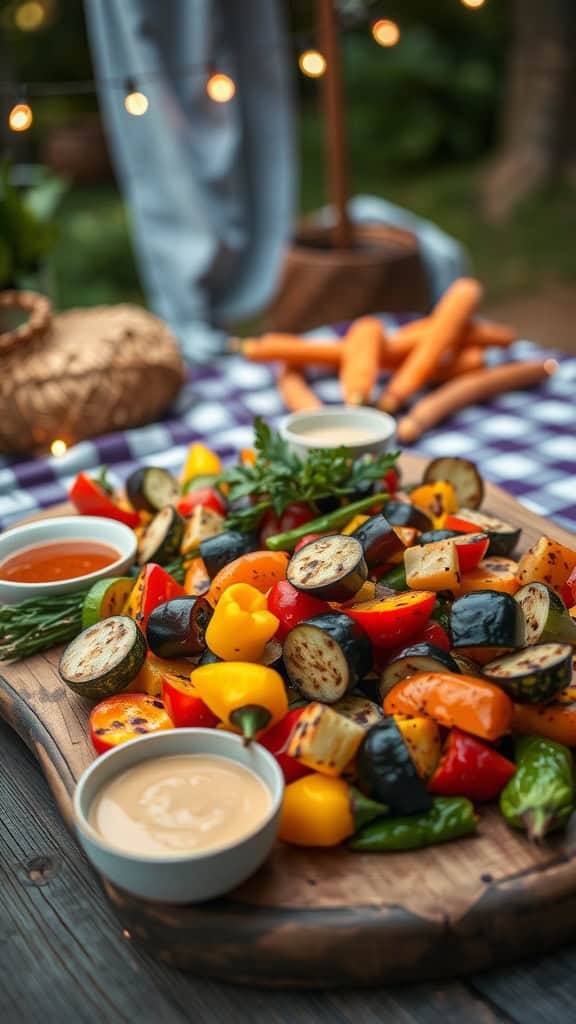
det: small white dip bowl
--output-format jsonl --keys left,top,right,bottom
{"left": 0, "top": 515, "right": 137, "bottom": 605}
{"left": 280, "top": 405, "right": 397, "bottom": 459}
{"left": 73, "top": 728, "right": 285, "bottom": 905}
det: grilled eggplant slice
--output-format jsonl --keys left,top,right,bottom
{"left": 450, "top": 651, "right": 483, "bottom": 677}
{"left": 384, "top": 500, "right": 433, "bottom": 533}
{"left": 146, "top": 597, "right": 213, "bottom": 658}
{"left": 350, "top": 515, "right": 405, "bottom": 569}
{"left": 59, "top": 616, "right": 146, "bottom": 699}
{"left": 417, "top": 529, "right": 462, "bottom": 546}
{"left": 451, "top": 590, "right": 525, "bottom": 652}
{"left": 356, "top": 718, "right": 433, "bottom": 814}
{"left": 137, "top": 505, "right": 184, "bottom": 566}
{"left": 287, "top": 534, "right": 367, "bottom": 602}
{"left": 452, "top": 508, "right": 521, "bottom": 557}
{"left": 423, "top": 457, "right": 484, "bottom": 509}
{"left": 283, "top": 612, "right": 372, "bottom": 703}
{"left": 199, "top": 530, "right": 259, "bottom": 578}
{"left": 483, "top": 643, "right": 573, "bottom": 703}
{"left": 380, "top": 643, "right": 460, "bottom": 700}
{"left": 331, "top": 694, "right": 383, "bottom": 729}
{"left": 287, "top": 702, "right": 365, "bottom": 775}
{"left": 515, "top": 581, "right": 576, "bottom": 645}
{"left": 126, "top": 466, "right": 179, "bottom": 513}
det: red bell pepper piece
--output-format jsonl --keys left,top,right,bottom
{"left": 258, "top": 708, "right": 312, "bottom": 784}
{"left": 453, "top": 533, "right": 490, "bottom": 573}
{"left": 427, "top": 727, "right": 515, "bottom": 802}
{"left": 259, "top": 502, "right": 315, "bottom": 547}
{"left": 294, "top": 532, "right": 324, "bottom": 553}
{"left": 444, "top": 513, "right": 480, "bottom": 534}
{"left": 176, "top": 487, "right": 226, "bottom": 518}
{"left": 161, "top": 674, "right": 219, "bottom": 729}
{"left": 344, "top": 590, "right": 436, "bottom": 646}
{"left": 267, "top": 579, "right": 331, "bottom": 642}
{"left": 566, "top": 565, "right": 576, "bottom": 606}
{"left": 69, "top": 471, "right": 140, "bottom": 528}
{"left": 372, "top": 619, "right": 451, "bottom": 673}
{"left": 124, "top": 563, "right": 186, "bottom": 633}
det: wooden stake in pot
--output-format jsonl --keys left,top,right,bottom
{"left": 317, "top": 0, "right": 352, "bottom": 250}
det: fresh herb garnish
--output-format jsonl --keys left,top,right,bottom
{"left": 219, "top": 418, "right": 399, "bottom": 531}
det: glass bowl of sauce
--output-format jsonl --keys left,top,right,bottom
{"left": 74, "top": 729, "right": 285, "bottom": 904}
{"left": 0, "top": 515, "right": 137, "bottom": 604}
{"left": 280, "top": 405, "right": 396, "bottom": 459}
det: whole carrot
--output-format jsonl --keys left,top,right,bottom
{"left": 379, "top": 278, "right": 484, "bottom": 414}
{"left": 397, "top": 359, "right": 557, "bottom": 444}
{"left": 238, "top": 335, "right": 342, "bottom": 368}
{"left": 277, "top": 363, "right": 322, "bottom": 412}
{"left": 391, "top": 318, "right": 516, "bottom": 356}
{"left": 339, "top": 316, "right": 384, "bottom": 405}
{"left": 433, "top": 345, "right": 484, "bottom": 383}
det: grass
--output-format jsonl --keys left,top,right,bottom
{"left": 49, "top": 123, "right": 576, "bottom": 312}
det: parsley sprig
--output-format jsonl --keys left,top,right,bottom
{"left": 219, "top": 418, "right": 399, "bottom": 531}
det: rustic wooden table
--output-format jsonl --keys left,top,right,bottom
{"left": 2, "top": 720, "right": 576, "bottom": 1023}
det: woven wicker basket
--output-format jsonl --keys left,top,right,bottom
{"left": 0, "top": 292, "right": 185, "bottom": 454}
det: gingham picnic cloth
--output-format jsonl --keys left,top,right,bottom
{"left": 0, "top": 316, "right": 574, "bottom": 533}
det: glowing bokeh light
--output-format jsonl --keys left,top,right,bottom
{"left": 206, "top": 72, "right": 236, "bottom": 103}
{"left": 50, "top": 439, "right": 68, "bottom": 457}
{"left": 372, "top": 19, "right": 401, "bottom": 47}
{"left": 9, "top": 103, "right": 33, "bottom": 132}
{"left": 14, "top": 1, "right": 45, "bottom": 31}
{"left": 298, "top": 50, "right": 327, "bottom": 78}
{"left": 124, "top": 90, "right": 149, "bottom": 116}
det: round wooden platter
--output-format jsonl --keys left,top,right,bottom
{"left": 1, "top": 452, "right": 576, "bottom": 988}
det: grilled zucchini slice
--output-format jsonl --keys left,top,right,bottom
{"left": 483, "top": 643, "right": 573, "bottom": 703}
{"left": 59, "top": 616, "right": 146, "bottom": 699}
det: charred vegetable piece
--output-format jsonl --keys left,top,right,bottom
{"left": 199, "top": 530, "right": 259, "bottom": 578}
{"left": 350, "top": 515, "right": 405, "bottom": 569}
{"left": 374, "top": 564, "right": 407, "bottom": 591}
{"left": 146, "top": 596, "right": 213, "bottom": 659}
{"left": 511, "top": 685, "right": 576, "bottom": 747}
{"left": 456, "top": 556, "right": 519, "bottom": 596}
{"left": 356, "top": 718, "right": 433, "bottom": 814}
{"left": 384, "top": 500, "right": 433, "bottom": 533}
{"left": 287, "top": 701, "right": 366, "bottom": 775}
{"left": 483, "top": 643, "right": 573, "bottom": 704}
{"left": 287, "top": 534, "right": 367, "bottom": 602}
{"left": 181, "top": 506, "right": 225, "bottom": 556}
{"left": 500, "top": 734, "right": 574, "bottom": 839}
{"left": 384, "top": 671, "right": 513, "bottom": 741}
{"left": 423, "top": 457, "right": 484, "bottom": 510}
{"left": 59, "top": 616, "right": 146, "bottom": 699}
{"left": 417, "top": 529, "right": 462, "bottom": 545}
{"left": 82, "top": 577, "right": 135, "bottom": 629}
{"left": 283, "top": 612, "right": 372, "bottom": 703}
{"left": 343, "top": 590, "right": 436, "bottom": 647}
{"left": 451, "top": 590, "right": 525, "bottom": 651}
{"left": 137, "top": 505, "right": 185, "bottom": 566}
{"left": 450, "top": 652, "right": 483, "bottom": 677}
{"left": 393, "top": 714, "right": 442, "bottom": 781}
{"left": 452, "top": 533, "right": 490, "bottom": 573}
{"left": 331, "top": 694, "right": 383, "bottom": 729}
{"left": 405, "top": 538, "right": 461, "bottom": 592}
{"left": 350, "top": 796, "right": 477, "bottom": 852}
{"left": 445, "top": 509, "right": 521, "bottom": 557}
{"left": 90, "top": 693, "right": 173, "bottom": 754}
{"left": 123, "top": 563, "right": 186, "bottom": 633}
{"left": 516, "top": 536, "right": 576, "bottom": 596}
{"left": 410, "top": 481, "right": 458, "bottom": 528}
{"left": 428, "top": 728, "right": 515, "bottom": 802}
{"left": 515, "top": 581, "right": 576, "bottom": 645}
{"left": 126, "top": 466, "right": 179, "bottom": 513}
{"left": 380, "top": 643, "right": 461, "bottom": 700}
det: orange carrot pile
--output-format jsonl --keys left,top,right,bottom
{"left": 378, "top": 278, "right": 484, "bottom": 414}
{"left": 339, "top": 317, "right": 384, "bottom": 406}
{"left": 277, "top": 363, "right": 323, "bottom": 413}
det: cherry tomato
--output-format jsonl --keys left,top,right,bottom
{"left": 294, "top": 533, "right": 323, "bottom": 552}
{"left": 258, "top": 502, "right": 314, "bottom": 546}
{"left": 161, "top": 674, "right": 219, "bottom": 729}
{"left": 176, "top": 486, "right": 226, "bottom": 518}
{"left": 344, "top": 590, "right": 436, "bottom": 646}
{"left": 90, "top": 694, "right": 173, "bottom": 755}
{"left": 267, "top": 579, "right": 331, "bottom": 642}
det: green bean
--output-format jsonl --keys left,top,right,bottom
{"left": 265, "top": 493, "right": 390, "bottom": 551}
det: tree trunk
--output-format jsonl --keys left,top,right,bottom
{"left": 481, "top": 0, "right": 576, "bottom": 221}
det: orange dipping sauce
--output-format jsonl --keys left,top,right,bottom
{"left": 0, "top": 540, "right": 120, "bottom": 584}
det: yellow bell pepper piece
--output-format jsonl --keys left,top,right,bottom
{"left": 181, "top": 443, "right": 222, "bottom": 486}
{"left": 342, "top": 514, "right": 370, "bottom": 536}
{"left": 410, "top": 481, "right": 458, "bottom": 529}
{"left": 128, "top": 653, "right": 193, "bottom": 696}
{"left": 205, "top": 582, "right": 279, "bottom": 662}
{"left": 190, "top": 661, "right": 288, "bottom": 741}
{"left": 279, "top": 773, "right": 387, "bottom": 847}
{"left": 393, "top": 714, "right": 442, "bottom": 780}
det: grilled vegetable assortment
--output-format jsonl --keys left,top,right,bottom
{"left": 5, "top": 425, "right": 576, "bottom": 860}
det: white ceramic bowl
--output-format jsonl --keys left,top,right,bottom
{"left": 280, "top": 405, "right": 397, "bottom": 460}
{"left": 0, "top": 515, "right": 137, "bottom": 604}
{"left": 73, "top": 728, "right": 285, "bottom": 904}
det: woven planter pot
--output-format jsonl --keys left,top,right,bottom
{"left": 0, "top": 292, "right": 185, "bottom": 454}
{"left": 266, "top": 222, "right": 430, "bottom": 334}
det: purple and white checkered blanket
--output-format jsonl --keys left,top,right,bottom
{"left": 0, "top": 316, "right": 574, "bottom": 533}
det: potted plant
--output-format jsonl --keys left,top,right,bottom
{"left": 0, "top": 160, "right": 66, "bottom": 294}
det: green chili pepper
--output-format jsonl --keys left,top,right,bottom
{"left": 430, "top": 595, "right": 451, "bottom": 633}
{"left": 349, "top": 796, "right": 477, "bottom": 852}
{"left": 499, "top": 734, "right": 574, "bottom": 840}
{"left": 375, "top": 565, "right": 407, "bottom": 591}
{"left": 265, "top": 493, "right": 389, "bottom": 551}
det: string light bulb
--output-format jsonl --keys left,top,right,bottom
{"left": 124, "top": 84, "right": 149, "bottom": 116}
{"left": 372, "top": 19, "right": 400, "bottom": 47}
{"left": 460, "top": 0, "right": 486, "bottom": 7}
{"left": 50, "top": 439, "right": 67, "bottom": 457}
{"left": 298, "top": 49, "right": 327, "bottom": 78}
{"left": 206, "top": 72, "right": 236, "bottom": 103}
{"left": 9, "top": 102, "right": 33, "bottom": 132}
{"left": 14, "top": 1, "right": 46, "bottom": 31}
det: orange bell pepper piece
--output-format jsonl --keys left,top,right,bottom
{"left": 208, "top": 550, "right": 289, "bottom": 604}
{"left": 384, "top": 671, "right": 513, "bottom": 741}
{"left": 512, "top": 684, "right": 576, "bottom": 747}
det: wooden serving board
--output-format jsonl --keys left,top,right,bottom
{"left": 2, "top": 453, "right": 576, "bottom": 988}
